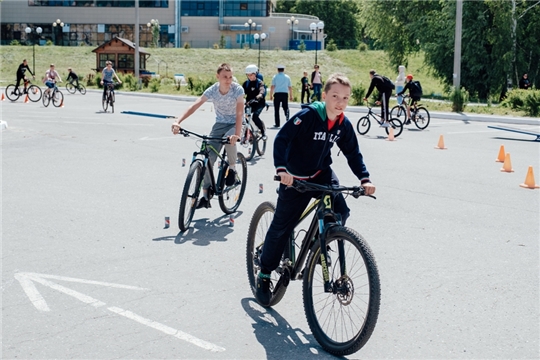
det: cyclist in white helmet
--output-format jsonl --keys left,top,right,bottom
{"left": 242, "top": 64, "right": 267, "bottom": 139}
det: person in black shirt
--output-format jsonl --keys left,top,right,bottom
{"left": 363, "top": 69, "right": 393, "bottom": 127}
{"left": 243, "top": 64, "right": 267, "bottom": 139}
{"left": 66, "top": 67, "right": 80, "bottom": 88}
{"left": 519, "top": 73, "right": 530, "bottom": 90}
{"left": 15, "top": 59, "right": 35, "bottom": 94}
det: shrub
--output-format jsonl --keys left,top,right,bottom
{"left": 501, "top": 89, "right": 526, "bottom": 109}
{"left": 450, "top": 86, "right": 469, "bottom": 112}
{"left": 524, "top": 90, "right": 540, "bottom": 117}
{"left": 213, "top": 43, "right": 220, "bottom": 49}
{"left": 187, "top": 76, "right": 214, "bottom": 95}
{"left": 326, "top": 39, "right": 338, "bottom": 52}
{"left": 503, "top": 89, "right": 540, "bottom": 117}
{"left": 183, "top": 42, "right": 191, "bottom": 49}
{"left": 46, "top": 40, "right": 53, "bottom": 46}
{"left": 86, "top": 73, "right": 95, "bottom": 86}
{"left": 149, "top": 78, "right": 160, "bottom": 93}
{"left": 351, "top": 84, "right": 366, "bottom": 105}
{"left": 141, "top": 76, "right": 151, "bottom": 88}
{"left": 95, "top": 74, "right": 102, "bottom": 88}
{"left": 10, "top": 40, "right": 21, "bottom": 46}
{"left": 298, "top": 40, "right": 306, "bottom": 53}
{"left": 123, "top": 73, "right": 138, "bottom": 91}
{"left": 219, "top": 35, "right": 226, "bottom": 49}
{"left": 358, "top": 43, "right": 368, "bottom": 52}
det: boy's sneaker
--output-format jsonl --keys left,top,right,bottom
{"left": 380, "top": 122, "right": 391, "bottom": 128}
{"left": 255, "top": 272, "right": 272, "bottom": 306}
{"left": 261, "top": 134, "right": 267, "bottom": 141}
{"left": 405, "top": 119, "right": 411, "bottom": 125}
{"left": 225, "top": 169, "right": 236, "bottom": 186}
{"left": 195, "top": 197, "right": 211, "bottom": 209}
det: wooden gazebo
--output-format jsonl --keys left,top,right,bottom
{"left": 92, "top": 37, "right": 150, "bottom": 75}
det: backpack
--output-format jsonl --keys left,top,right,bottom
{"left": 381, "top": 75, "right": 395, "bottom": 90}
{"left": 409, "top": 80, "right": 423, "bottom": 98}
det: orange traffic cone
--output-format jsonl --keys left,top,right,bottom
{"left": 386, "top": 127, "right": 396, "bottom": 141}
{"left": 434, "top": 135, "right": 447, "bottom": 149}
{"left": 495, "top": 145, "right": 505, "bottom": 162}
{"left": 500, "top": 153, "right": 514, "bottom": 172}
{"left": 24, "top": 94, "right": 29, "bottom": 103}
{"left": 1, "top": 93, "right": 5, "bottom": 101}
{"left": 60, "top": 99, "right": 64, "bottom": 108}
{"left": 519, "top": 166, "right": 540, "bottom": 189}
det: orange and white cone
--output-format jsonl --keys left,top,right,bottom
{"left": 60, "top": 99, "right": 64, "bottom": 108}
{"left": 1, "top": 93, "right": 5, "bottom": 101}
{"left": 500, "top": 153, "right": 514, "bottom": 172}
{"left": 386, "top": 127, "right": 396, "bottom": 141}
{"left": 24, "top": 94, "right": 29, "bottom": 103}
{"left": 519, "top": 166, "right": 539, "bottom": 189}
{"left": 434, "top": 135, "right": 447, "bottom": 149}
{"left": 495, "top": 145, "right": 505, "bottom": 162}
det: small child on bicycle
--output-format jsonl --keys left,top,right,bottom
{"left": 242, "top": 64, "right": 267, "bottom": 140}
{"left": 397, "top": 74, "right": 422, "bottom": 125}
{"left": 66, "top": 67, "right": 79, "bottom": 88}
{"left": 171, "top": 63, "right": 244, "bottom": 209}
{"left": 255, "top": 73, "right": 376, "bottom": 306}
{"left": 43, "top": 64, "right": 61, "bottom": 91}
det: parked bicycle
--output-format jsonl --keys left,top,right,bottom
{"left": 66, "top": 81, "right": 86, "bottom": 95}
{"left": 42, "top": 81, "right": 64, "bottom": 108}
{"left": 356, "top": 101, "right": 403, "bottom": 137}
{"left": 5, "top": 79, "right": 42, "bottom": 102}
{"left": 102, "top": 82, "right": 118, "bottom": 113}
{"left": 240, "top": 100, "right": 267, "bottom": 161}
{"left": 178, "top": 128, "right": 248, "bottom": 232}
{"left": 390, "top": 94, "right": 431, "bottom": 130}
{"left": 246, "top": 176, "right": 380, "bottom": 356}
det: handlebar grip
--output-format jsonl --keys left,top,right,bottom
{"left": 274, "top": 175, "right": 281, "bottom": 181}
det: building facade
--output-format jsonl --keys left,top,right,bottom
{"left": 0, "top": 0, "right": 324, "bottom": 51}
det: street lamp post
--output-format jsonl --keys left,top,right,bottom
{"left": 25, "top": 26, "right": 42, "bottom": 75}
{"left": 146, "top": 18, "right": 160, "bottom": 48}
{"left": 309, "top": 21, "right": 324, "bottom": 65}
{"left": 244, "top": 19, "right": 256, "bottom": 48}
{"left": 52, "top": 19, "right": 64, "bottom": 46}
{"left": 286, "top": 16, "right": 299, "bottom": 50}
{"left": 253, "top": 33, "right": 267, "bottom": 69}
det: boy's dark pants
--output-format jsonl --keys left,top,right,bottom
{"left": 273, "top": 93, "right": 289, "bottom": 127}
{"left": 301, "top": 87, "right": 310, "bottom": 103}
{"left": 259, "top": 169, "right": 350, "bottom": 273}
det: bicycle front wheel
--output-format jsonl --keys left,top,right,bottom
{"left": 78, "top": 84, "right": 87, "bottom": 95}
{"left": 5, "top": 85, "right": 20, "bottom": 102}
{"left": 178, "top": 160, "right": 203, "bottom": 232}
{"left": 414, "top": 107, "right": 431, "bottom": 130}
{"left": 256, "top": 129, "right": 267, "bottom": 156}
{"left": 241, "top": 127, "right": 256, "bottom": 161}
{"left": 27, "top": 85, "right": 42, "bottom": 102}
{"left": 303, "top": 226, "right": 381, "bottom": 356}
{"left": 110, "top": 92, "right": 115, "bottom": 113}
{"left": 102, "top": 93, "right": 109, "bottom": 112}
{"left": 66, "top": 83, "right": 76, "bottom": 94}
{"left": 390, "top": 105, "right": 406, "bottom": 122}
{"left": 42, "top": 91, "right": 51, "bottom": 107}
{"left": 219, "top": 152, "right": 247, "bottom": 214}
{"left": 52, "top": 90, "right": 64, "bottom": 107}
{"left": 246, "top": 201, "right": 288, "bottom": 307}
{"left": 386, "top": 118, "right": 403, "bottom": 138}
{"left": 356, "top": 116, "right": 371, "bottom": 135}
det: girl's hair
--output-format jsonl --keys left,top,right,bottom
{"left": 217, "top": 63, "right": 233, "bottom": 74}
{"left": 323, "top": 73, "right": 351, "bottom": 93}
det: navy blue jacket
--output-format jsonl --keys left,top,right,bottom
{"left": 274, "top": 102, "right": 370, "bottom": 183}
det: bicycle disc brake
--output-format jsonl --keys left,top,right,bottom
{"left": 334, "top": 275, "right": 354, "bottom": 305}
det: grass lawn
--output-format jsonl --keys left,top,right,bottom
{"left": 0, "top": 45, "right": 529, "bottom": 117}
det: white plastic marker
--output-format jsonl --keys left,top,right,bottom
{"left": 15, "top": 272, "right": 225, "bottom": 352}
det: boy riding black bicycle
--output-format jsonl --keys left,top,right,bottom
{"left": 171, "top": 63, "right": 244, "bottom": 210}
{"left": 14, "top": 59, "right": 35, "bottom": 95}
{"left": 242, "top": 64, "right": 267, "bottom": 140}
{"left": 397, "top": 74, "right": 423, "bottom": 124}
{"left": 66, "top": 67, "right": 80, "bottom": 88}
{"left": 255, "top": 73, "right": 376, "bottom": 306}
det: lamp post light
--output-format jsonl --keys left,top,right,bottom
{"left": 253, "top": 32, "right": 267, "bottom": 69}
{"left": 244, "top": 19, "right": 256, "bottom": 48}
{"left": 25, "top": 26, "right": 42, "bottom": 74}
{"left": 146, "top": 18, "right": 160, "bottom": 48}
{"left": 52, "top": 19, "right": 64, "bottom": 46}
{"left": 286, "top": 16, "right": 299, "bottom": 49}
{"left": 309, "top": 21, "right": 324, "bottom": 65}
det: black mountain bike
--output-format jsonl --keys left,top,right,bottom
{"left": 246, "top": 177, "right": 380, "bottom": 356}
{"left": 42, "top": 81, "right": 64, "bottom": 108}
{"left": 5, "top": 79, "right": 42, "bottom": 102}
{"left": 240, "top": 100, "right": 267, "bottom": 161}
{"left": 102, "top": 82, "right": 118, "bottom": 113}
{"left": 390, "top": 94, "right": 431, "bottom": 130}
{"left": 178, "top": 128, "right": 248, "bottom": 232}
{"left": 66, "top": 81, "right": 87, "bottom": 95}
{"left": 356, "top": 101, "right": 403, "bottom": 137}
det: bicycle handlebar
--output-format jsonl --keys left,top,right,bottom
{"left": 179, "top": 128, "right": 239, "bottom": 144}
{"left": 274, "top": 175, "right": 376, "bottom": 199}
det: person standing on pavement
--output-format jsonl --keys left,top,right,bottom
{"left": 395, "top": 65, "right": 406, "bottom": 105}
{"left": 269, "top": 65, "right": 293, "bottom": 128}
{"left": 301, "top": 71, "right": 311, "bottom": 104}
{"left": 310, "top": 64, "right": 322, "bottom": 102}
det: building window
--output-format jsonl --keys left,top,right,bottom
{"left": 30, "top": 0, "right": 168, "bottom": 6}
{"left": 240, "top": 3, "right": 247, "bottom": 10}
{"left": 99, "top": 53, "right": 116, "bottom": 68}
{"left": 118, "top": 54, "right": 134, "bottom": 69}
{"left": 181, "top": 0, "right": 266, "bottom": 16}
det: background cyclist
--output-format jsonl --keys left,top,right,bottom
{"left": 397, "top": 74, "right": 421, "bottom": 125}
{"left": 43, "top": 64, "right": 61, "bottom": 95}
{"left": 100, "top": 60, "right": 122, "bottom": 100}
{"left": 66, "top": 67, "right": 80, "bottom": 89}
{"left": 15, "top": 59, "right": 35, "bottom": 95}
{"left": 363, "top": 69, "right": 393, "bottom": 127}
{"left": 242, "top": 64, "right": 267, "bottom": 140}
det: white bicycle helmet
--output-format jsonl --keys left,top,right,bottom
{"left": 245, "top": 64, "right": 258, "bottom": 74}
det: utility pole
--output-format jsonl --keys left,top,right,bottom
{"left": 135, "top": 0, "right": 140, "bottom": 88}
{"left": 453, "top": 0, "right": 463, "bottom": 90}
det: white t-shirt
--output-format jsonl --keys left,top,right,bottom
{"left": 203, "top": 82, "right": 244, "bottom": 124}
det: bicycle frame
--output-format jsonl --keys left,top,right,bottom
{"left": 365, "top": 105, "right": 385, "bottom": 125}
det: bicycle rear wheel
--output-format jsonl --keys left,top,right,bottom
{"left": 78, "top": 84, "right": 87, "bottom": 95}
{"left": 27, "top": 85, "right": 42, "bottom": 102}
{"left": 246, "top": 201, "right": 288, "bottom": 307}
{"left": 5, "top": 85, "right": 20, "bottom": 102}
{"left": 52, "top": 90, "right": 64, "bottom": 107}
{"left": 178, "top": 160, "right": 203, "bottom": 232}
{"left": 414, "top": 107, "right": 430, "bottom": 130}
{"left": 66, "top": 83, "right": 76, "bottom": 94}
{"left": 110, "top": 92, "right": 115, "bottom": 113}
{"left": 356, "top": 116, "right": 371, "bottom": 135}
{"left": 390, "top": 105, "right": 406, "bottom": 122}
{"left": 303, "top": 226, "right": 380, "bottom": 356}
{"left": 385, "top": 118, "right": 403, "bottom": 137}
{"left": 219, "top": 152, "right": 247, "bottom": 214}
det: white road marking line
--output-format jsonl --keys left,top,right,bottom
{"left": 20, "top": 272, "right": 149, "bottom": 290}
{"left": 108, "top": 307, "right": 226, "bottom": 352}
{"left": 14, "top": 273, "right": 50, "bottom": 311}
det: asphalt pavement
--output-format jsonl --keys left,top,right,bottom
{"left": 1, "top": 89, "right": 539, "bottom": 359}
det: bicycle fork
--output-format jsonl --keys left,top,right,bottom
{"left": 317, "top": 195, "right": 344, "bottom": 293}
